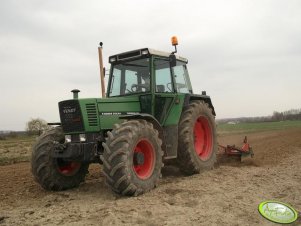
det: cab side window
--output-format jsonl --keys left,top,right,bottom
{"left": 154, "top": 58, "right": 174, "bottom": 93}
{"left": 173, "top": 63, "right": 191, "bottom": 93}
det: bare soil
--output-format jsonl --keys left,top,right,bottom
{"left": 0, "top": 129, "right": 301, "bottom": 225}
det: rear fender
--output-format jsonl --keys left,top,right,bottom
{"left": 184, "top": 94, "right": 216, "bottom": 116}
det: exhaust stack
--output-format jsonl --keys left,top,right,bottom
{"left": 71, "top": 89, "right": 80, "bottom": 99}
{"left": 98, "top": 42, "right": 106, "bottom": 98}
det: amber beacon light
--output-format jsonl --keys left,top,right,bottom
{"left": 171, "top": 36, "right": 178, "bottom": 46}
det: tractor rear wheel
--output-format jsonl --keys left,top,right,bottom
{"left": 31, "top": 127, "right": 89, "bottom": 190}
{"left": 177, "top": 100, "right": 217, "bottom": 175}
{"left": 101, "top": 120, "right": 163, "bottom": 196}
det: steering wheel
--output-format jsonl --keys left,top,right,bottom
{"left": 131, "top": 84, "right": 138, "bottom": 92}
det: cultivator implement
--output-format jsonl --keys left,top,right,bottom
{"left": 218, "top": 136, "right": 254, "bottom": 162}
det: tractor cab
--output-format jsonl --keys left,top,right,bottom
{"left": 107, "top": 48, "right": 193, "bottom": 98}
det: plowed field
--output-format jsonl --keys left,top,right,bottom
{"left": 1, "top": 128, "right": 300, "bottom": 225}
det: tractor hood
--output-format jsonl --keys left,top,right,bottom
{"left": 96, "top": 96, "right": 141, "bottom": 114}
{"left": 58, "top": 96, "right": 143, "bottom": 133}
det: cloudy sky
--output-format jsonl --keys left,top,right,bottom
{"left": 1, "top": 0, "right": 300, "bottom": 130}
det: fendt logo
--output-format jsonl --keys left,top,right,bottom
{"left": 63, "top": 107, "right": 76, "bottom": 114}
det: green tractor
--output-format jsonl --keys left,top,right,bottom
{"left": 31, "top": 37, "right": 217, "bottom": 196}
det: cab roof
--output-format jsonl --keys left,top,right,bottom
{"left": 109, "top": 48, "right": 188, "bottom": 64}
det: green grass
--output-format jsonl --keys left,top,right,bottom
{"left": 217, "top": 120, "right": 301, "bottom": 134}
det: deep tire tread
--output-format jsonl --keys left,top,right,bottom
{"left": 31, "top": 127, "right": 89, "bottom": 191}
{"left": 177, "top": 100, "right": 217, "bottom": 175}
{"left": 102, "top": 120, "right": 163, "bottom": 196}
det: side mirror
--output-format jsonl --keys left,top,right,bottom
{"left": 169, "top": 54, "right": 177, "bottom": 67}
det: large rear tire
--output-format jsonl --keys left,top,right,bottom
{"left": 31, "top": 127, "right": 89, "bottom": 191}
{"left": 101, "top": 120, "right": 163, "bottom": 196}
{"left": 177, "top": 100, "right": 217, "bottom": 175}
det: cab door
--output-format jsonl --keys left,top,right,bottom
{"left": 153, "top": 57, "right": 180, "bottom": 158}
{"left": 153, "top": 57, "right": 177, "bottom": 124}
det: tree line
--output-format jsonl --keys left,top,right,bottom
{"left": 271, "top": 108, "right": 301, "bottom": 121}
{"left": 217, "top": 108, "right": 301, "bottom": 124}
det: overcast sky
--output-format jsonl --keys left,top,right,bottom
{"left": 1, "top": 0, "right": 300, "bottom": 130}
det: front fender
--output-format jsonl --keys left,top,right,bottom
{"left": 120, "top": 113, "right": 163, "bottom": 134}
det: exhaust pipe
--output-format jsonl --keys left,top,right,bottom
{"left": 71, "top": 89, "right": 80, "bottom": 99}
{"left": 98, "top": 42, "right": 106, "bottom": 98}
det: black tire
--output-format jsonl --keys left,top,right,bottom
{"left": 101, "top": 120, "right": 163, "bottom": 196}
{"left": 177, "top": 100, "right": 217, "bottom": 175}
{"left": 31, "top": 127, "right": 89, "bottom": 191}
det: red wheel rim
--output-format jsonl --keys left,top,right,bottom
{"left": 133, "top": 139, "right": 155, "bottom": 179}
{"left": 194, "top": 116, "right": 213, "bottom": 161}
{"left": 57, "top": 159, "right": 81, "bottom": 176}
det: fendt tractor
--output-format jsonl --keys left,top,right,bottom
{"left": 31, "top": 37, "right": 218, "bottom": 196}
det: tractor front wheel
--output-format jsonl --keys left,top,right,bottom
{"left": 101, "top": 120, "right": 163, "bottom": 196}
{"left": 31, "top": 127, "right": 89, "bottom": 190}
{"left": 177, "top": 100, "right": 217, "bottom": 175}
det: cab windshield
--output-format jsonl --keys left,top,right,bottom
{"left": 108, "top": 58, "right": 150, "bottom": 97}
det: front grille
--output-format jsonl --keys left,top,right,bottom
{"left": 59, "top": 100, "right": 84, "bottom": 133}
{"left": 85, "top": 103, "right": 98, "bottom": 126}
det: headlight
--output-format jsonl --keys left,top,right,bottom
{"left": 141, "top": 49, "right": 149, "bottom": 55}
{"left": 109, "top": 57, "right": 116, "bottom": 63}
{"left": 79, "top": 134, "right": 86, "bottom": 142}
{"left": 65, "top": 135, "right": 71, "bottom": 143}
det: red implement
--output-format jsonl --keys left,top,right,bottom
{"left": 218, "top": 136, "right": 254, "bottom": 162}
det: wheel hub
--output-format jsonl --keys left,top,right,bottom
{"left": 57, "top": 159, "right": 81, "bottom": 176}
{"left": 133, "top": 139, "right": 155, "bottom": 179}
{"left": 194, "top": 116, "right": 213, "bottom": 161}
{"left": 134, "top": 152, "right": 145, "bottom": 165}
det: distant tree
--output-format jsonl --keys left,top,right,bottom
{"left": 8, "top": 131, "right": 18, "bottom": 138}
{"left": 272, "top": 111, "right": 284, "bottom": 121}
{"left": 26, "top": 118, "right": 52, "bottom": 135}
